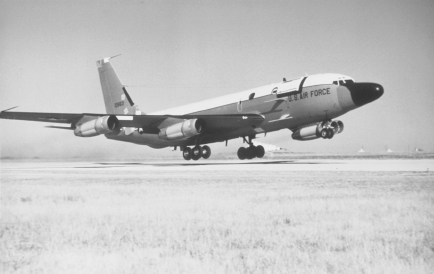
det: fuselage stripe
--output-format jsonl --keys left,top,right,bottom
{"left": 298, "top": 76, "right": 308, "bottom": 93}
{"left": 122, "top": 87, "right": 135, "bottom": 106}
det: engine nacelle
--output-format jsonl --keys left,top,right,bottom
{"left": 74, "top": 116, "right": 120, "bottom": 137}
{"left": 330, "top": 120, "right": 344, "bottom": 134}
{"left": 158, "top": 119, "right": 205, "bottom": 140}
{"left": 291, "top": 123, "right": 323, "bottom": 141}
{"left": 292, "top": 120, "right": 344, "bottom": 141}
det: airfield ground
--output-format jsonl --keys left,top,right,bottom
{"left": 1, "top": 159, "right": 434, "bottom": 273}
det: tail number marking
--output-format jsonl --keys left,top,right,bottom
{"left": 115, "top": 101, "right": 124, "bottom": 108}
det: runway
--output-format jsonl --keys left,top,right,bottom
{"left": 2, "top": 159, "right": 433, "bottom": 172}
{"left": 2, "top": 158, "right": 434, "bottom": 273}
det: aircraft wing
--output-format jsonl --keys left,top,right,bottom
{"left": 0, "top": 110, "right": 265, "bottom": 132}
{"left": 0, "top": 111, "right": 87, "bottom": 124}
{"left": 119, "top": 113, "right": 265, "bottom": 133}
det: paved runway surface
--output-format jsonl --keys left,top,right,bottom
{"left": 2, "top": 159, "right": 433, "bottom": 172}
{"left": 2, "top": 158, "right": 433, "bottom": 273}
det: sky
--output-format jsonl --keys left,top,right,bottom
{"left": 1, "top": 0, "right": 433, "bottom": 159}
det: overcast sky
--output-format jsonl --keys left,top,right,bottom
{"left": 1, "top": 0, "right": 433, "bottom": 159}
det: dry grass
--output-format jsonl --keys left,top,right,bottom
{"left": 1, "top": 163, "right": 434, "bottom": 273}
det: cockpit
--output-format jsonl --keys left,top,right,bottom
{"left": 269, "top": 74, "right": 356, "bottom": 95}
{"left": 333, "top": 77, "right": 355, "bottom": 86}
{"left": 297, "top": 73, "right": 356, "bottom": 88}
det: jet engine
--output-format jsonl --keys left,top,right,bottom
{"left": 292, "top": 120, "right": 344, "bottom": 141}
{"left": 158, "top": 119, "right": 206, "bottom": 140}
{"left": 74, "top": 116, "right": 120, "bottom": 137}
{"left": 330, "top": 120, "right": 344, "bottom": 134}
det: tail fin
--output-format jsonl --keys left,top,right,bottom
{"left": 96, "top": 56, "right": 140, "bottom": 115}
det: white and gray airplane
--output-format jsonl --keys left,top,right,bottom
{"left": 0, "top": 57, "right": 383, "bottom": 160}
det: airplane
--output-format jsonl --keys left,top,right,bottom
{"left": 0, "top": 56, "right": 384, "bottom": 160}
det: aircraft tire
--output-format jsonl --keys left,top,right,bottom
{"left": 237, "top": 147, "right": 247, "bottom": 160}
{"left": 202, "top": 145, "right": 211, "bottom": 159}
{"left": 246, "top": 146, "right": 255, "bottom": 159}
{"left": 255, "top": 145, "right": 265, "bottom": 158}
{"left": 327, "top": 128, "right": 334, "bottom": 139}
{"left": 192, "top": 146, "right": 202, "bottom": 161}
{"left": 183, "top": 147, "right": 192, "bottom": 160}
{"left": 321, "top": 128, "right": 329, "bottom": 139}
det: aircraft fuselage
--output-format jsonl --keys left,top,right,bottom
{"left": 105, "top": 73, "right": 383, "bottom": 149}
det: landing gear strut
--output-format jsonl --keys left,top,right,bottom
{"left": 237, "top": 136, "right": 265, "bottom": 160}
{"left": 182, "top": 145, "right": 211, "bottom": 161}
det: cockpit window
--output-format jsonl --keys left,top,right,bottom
{"left": 333, "top": 79, "right": 355, "bottom": 86}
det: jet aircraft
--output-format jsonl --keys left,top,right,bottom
{"left": 0, "top": 57, "right": 384, "bottom": 160}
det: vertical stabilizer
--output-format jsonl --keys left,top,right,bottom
{"left": 96, "top": 57, "right": 139, "bottom": 115}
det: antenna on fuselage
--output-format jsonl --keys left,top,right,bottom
{"left": 283, "top": 78, "right": 286, "bottom": 82}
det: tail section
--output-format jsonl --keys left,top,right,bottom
{"left": 96, "top": 57, "right": 140, "bottom": 115}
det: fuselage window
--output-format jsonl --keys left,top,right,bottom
{"left": 271, "top": 87, "right": 278, "bottom": 94}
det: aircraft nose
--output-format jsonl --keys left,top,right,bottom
{"left": 347, "top": 82, "right": 384, "bottom": 107}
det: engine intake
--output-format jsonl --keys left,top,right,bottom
{"left": 74, "top": 116, "right": 120, "bottom": 137}
{"left": 330, "top": 120, "right": 344, "bottom": 134}
{"left": 158, "top": 119, "right": 205, "bottom": 140}
{"left": 292, "top": 120, "right": 344, "bottom": 141}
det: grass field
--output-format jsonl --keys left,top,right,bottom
{"left": 1, "top": 161, "right": 434, "bottom": 273}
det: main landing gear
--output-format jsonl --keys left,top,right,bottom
{"left": 237, "top": 136, "right": 265, "bottom": 160}
{"left": 237, "top": 145, "right": 265, "bottom": 160}
{"left": 182, "top": 145, "right": 211, "bottom": 161}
